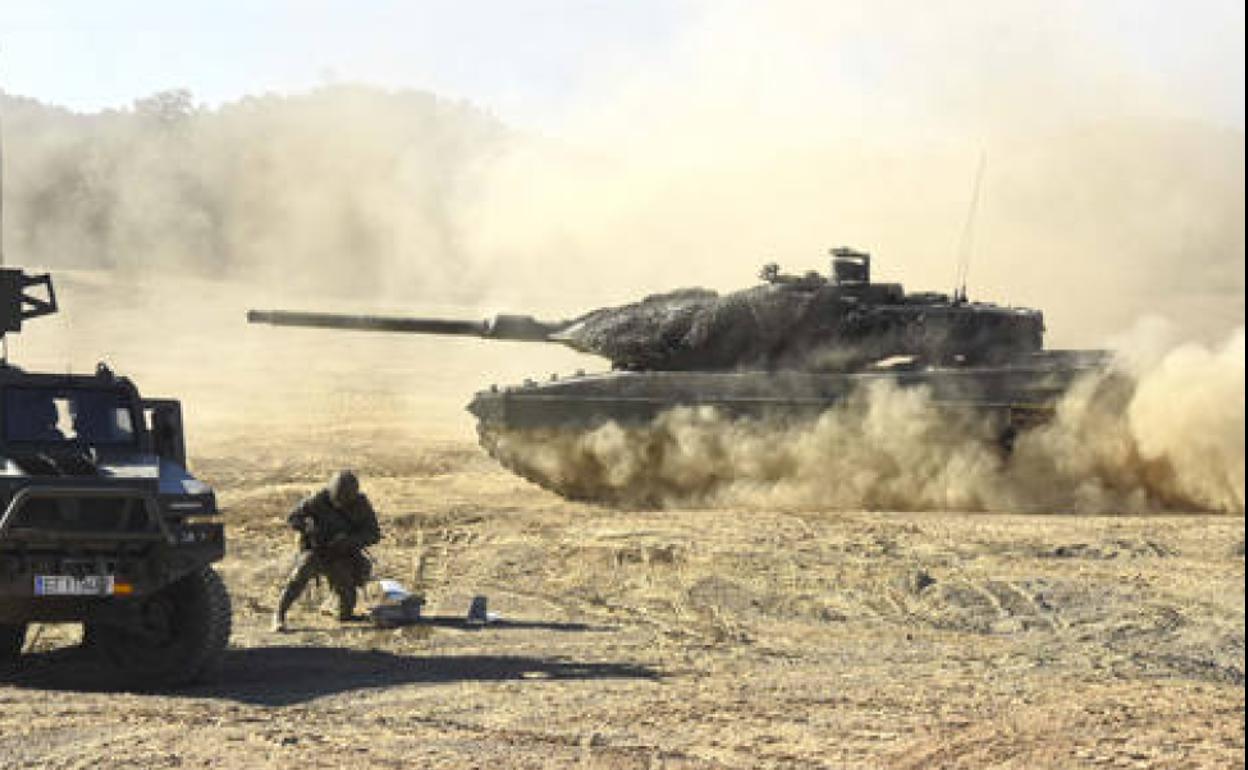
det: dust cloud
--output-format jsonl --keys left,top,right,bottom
{"left": 0, "top": 4, "right": 1242, "bottom": 511}
{"left": 1, "top": 87, "right": 508, "bottom": 302}
{"left": 2, "top": 4, "right": 1242, "bottom": 334}
{"left": 462, "top": 2, "right": 1245, "bottom": 341}
{"left": 494, "top": 326, "right": 1244, "bottom": 513}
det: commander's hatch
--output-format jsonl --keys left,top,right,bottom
{"left": 1, "top": 268, "right": 58, "bottom": 336}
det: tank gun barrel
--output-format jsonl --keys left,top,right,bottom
{"left": 246, "top": 309, "right": 568, "bottom": 343}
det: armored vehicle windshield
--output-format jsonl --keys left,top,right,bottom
{"left": 2, "top": 385, "right": 139, "bottom": 447}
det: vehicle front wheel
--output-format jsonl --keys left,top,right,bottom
{"left": 84, "top": 566, "right": 231, "bottom": 688}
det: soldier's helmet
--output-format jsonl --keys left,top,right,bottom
{"left": 327, "top": 469, "right": 360, "bottom": 507}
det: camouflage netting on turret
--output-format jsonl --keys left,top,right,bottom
{"left": 558, "top": 284, "right": 875, "bottom": 371}
{"left": 245, "top": 257, "right": 1046, "bottom": 372}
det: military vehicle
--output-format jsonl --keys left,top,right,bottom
{"left": 0, "top": 268, "right": 229, "bottom": 685}
{"left": 248, "top": 248, "right": 1107, "bottom": 501}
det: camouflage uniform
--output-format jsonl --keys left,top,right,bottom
{"left": 273, "top": 470, "right": 381, "bottom": 630}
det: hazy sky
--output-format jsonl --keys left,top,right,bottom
{"left": 0, "top": 0, "right": 689, "bottom": 127}
{"left": 1, "top": 0, "right": 1243, "bottom": 131}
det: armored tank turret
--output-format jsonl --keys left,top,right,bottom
{"left": 248, "top": 248, "right": 1108, "bottom": 502}
{"left": 250, "top": 248, "right": 1045, "bottom": 372}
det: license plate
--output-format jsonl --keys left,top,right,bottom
{"left": 34, "top": 575, "right": 115, "bottom": 596}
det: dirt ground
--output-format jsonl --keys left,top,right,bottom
{"left": 2, "top": 415, "right": 1243, "bottom": 769}
{"left": 1, "top": 274, "right": 1244, "bottom": 768}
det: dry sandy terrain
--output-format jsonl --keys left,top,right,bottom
{"left": 2, "top": 415, "right": 1243, "bottom": 769}
{"left": 1, "top": 274, "right": 1243, "bottom": 768}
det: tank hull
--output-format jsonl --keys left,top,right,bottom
{"left": 468, "top": 351, "right": 1110, "bottom": 503}
{"left": 468, "top": 352, "right": 1107, "bottom": 431}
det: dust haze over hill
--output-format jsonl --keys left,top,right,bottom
{"left": 0, "top": 2, "right": 1242, "bottom": 513}
{"left": 0, "top": 86, "right": 509, "bottom": 300}
{"left": 1, "top": 4, "right": 1243, "bottom": 335}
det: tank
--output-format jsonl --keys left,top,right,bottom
{"left": 248, "top": 247, "right": 1109, "bottom": 501}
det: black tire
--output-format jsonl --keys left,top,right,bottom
{"left": 0, "top": 623, "right": 26, "bottom": 660}
{"left": 84, "top": 566, "right": 231, "bottom": 688}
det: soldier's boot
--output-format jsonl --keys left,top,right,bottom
{"left": 335, "top": 584, "right": 361, "bottom": 622}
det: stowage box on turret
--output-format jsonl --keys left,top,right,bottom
{"left": 248, "top": 247, "right": 1108, "bottom": 501}
{"left": 0, "top": 268, "right": 230, "bottom": 685}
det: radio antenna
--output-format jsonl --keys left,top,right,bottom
{"left": 952, "top": 150, "right": 987, "bottom": 303}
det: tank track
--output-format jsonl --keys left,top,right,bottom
{"left": 475, "top": 423, "right": 600, "bottom": 503}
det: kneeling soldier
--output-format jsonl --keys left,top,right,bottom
{"left": 272, "top": 470, "right": 381, "bottom": 632}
